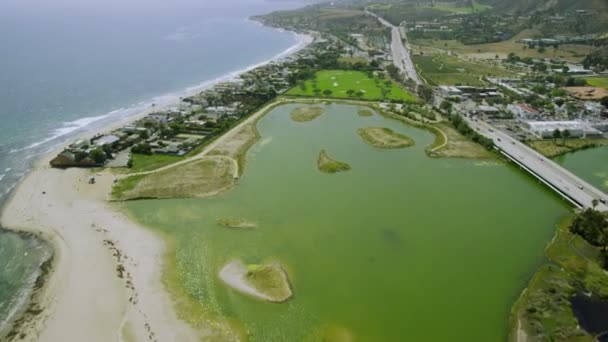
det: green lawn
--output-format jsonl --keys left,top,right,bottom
{"left": 413, "top": 54, "right": 515, "bottom": 86}
{"left": 287, "top": 70, "right": 417, "bottom": 102}
{"left": 586, "top": 77, "right": 608, "bottom": 89}
{"left": 129, "top": 154, "right": 184, "bottom": 173}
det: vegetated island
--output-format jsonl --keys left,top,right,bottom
{"left": 217, "top": 218, "right": 257, "bottom": 229}
{"left": 219, "top": 260, "right": 293, "bottom": 303}
{"left": 317, "top": 149, "right": 351, "bottom": 174}
{"left": 290, "top": 106, "right": 324, "bottom": 122}
{"left": 357, "top": 127, "right": 414, "bottom": 149}
{"left": 358, "top": 108, "right": 374, "bottom": 117}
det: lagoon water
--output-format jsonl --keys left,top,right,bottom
{"left": 555, "top": 146, "right": 608, "bottom": 193}
{"left": 127, "top": 104, "right": 570, "bottom": 340}
{"left": 0, "top": 0, "right": 303, "bottom": 334}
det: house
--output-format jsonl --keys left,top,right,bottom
{"left": 476, "top": 105, "right": 500, "bottom": 116}
{"left": 148, "top": 112, "right": 171, "bottom": 124}
{"left": 508, "top": 103, "right": 540, "bottom": 119}
{"left": 69, "top": 139, "right": 89, "bottom": 149}
{"left": 92, "top": 135, "right": 120, "bottom": 148}
{"left": 50, "top": 150, "right": 97, "bottom": 168}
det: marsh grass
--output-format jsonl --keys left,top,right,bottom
{"left": 357, "top": 127, "right": 414, "bottom": 149}
{"left": 290, "top": 106, "right": 324, "bottom": 122}
{"left": 510, "top": 216, "right": 608, "bottom": 341}
{"left": 217, "top": 218, "right": 257, "bottom": 229}
{"left": 317, "top": 150, "right": 351, "bottom": 173}
{"left": 113, "top": 157, "right": 235, "bottom": 200}
{"left": 357, "top": 108, "right": 374, "bottom": 117}
{"left": 246, "top": 264, "right": 293, "bottom": 303}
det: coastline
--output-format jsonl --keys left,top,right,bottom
{"left": 0, "top": 29, "right": 313, "bottom": 341}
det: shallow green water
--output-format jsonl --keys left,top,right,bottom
{"left": 555, "top": 146, "right": 608, "bottom": 193}
{"left": 126, "top": 103, "right": 570, "bottom": 341}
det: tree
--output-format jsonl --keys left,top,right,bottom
{"left": 75, "top": 151, "right": 88, "bottom": 163}
{"left": 417, "top": 84, "right": 433, "bottom": 102}
{"left": 90, "top": 148, "right": 107, "bottom": 165}
{"left": 552, "top": 129, "right": 561, "bottom": 143}
{"left": 592, "top": 199, "right": 599, "bottom": 208}
{"left": 562, "top": 66, "right": 570, "bottom": 74}
{"left": 322, "top": 89, "right": 333, "bottom": 96}
{"left": 440, "top": 100, "right": 453, "bottom": 113}
{"left": 346, "top": 89, "right": 355, "bottom": 97}
{"left": 562, "top": 129, "right": 571, "bottom": 145}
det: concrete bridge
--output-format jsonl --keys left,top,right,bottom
{"left": 466, "top": 117, "right": 608, "bottom": 211}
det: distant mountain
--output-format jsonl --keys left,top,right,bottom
{"left": 483, "top": 0, "right": 608, "bottom": 14}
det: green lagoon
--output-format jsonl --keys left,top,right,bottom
{"left": 125, "top": 103, "right": 570, "bottom": 341}
{"left": 555, "top": 146, "right": 608, "bottom": 193}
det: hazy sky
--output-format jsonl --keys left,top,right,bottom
{"left": 2, "top": 0, "right": 299, "bottom": 14}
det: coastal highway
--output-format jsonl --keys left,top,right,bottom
{"left": 466, "top": 117, "right": 608, "bottom": 211}
{"left": 366, "top": 11, "right": 422, "bottom": 85}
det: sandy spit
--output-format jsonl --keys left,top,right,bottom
{"left": 0, "top": 164, "right": 200, "bottom": 341}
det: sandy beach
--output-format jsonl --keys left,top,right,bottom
{"left": 0, "top": 161, "right": 200, "bottom": 341}
{"left": 0, "top": 32, "right": 312, "bottom": 341}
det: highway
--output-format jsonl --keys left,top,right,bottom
{"left": 366, "top": 11, "right": 422, "bottom": 85}
{"left": 466, "top": 117, "right": 608, "bottom": 211}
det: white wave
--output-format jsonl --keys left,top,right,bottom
{"left": 9, "top": 111, "right": 115, "bottom": 153}
{"left": 0, "top": 174, "right": 4, "bottom": 182}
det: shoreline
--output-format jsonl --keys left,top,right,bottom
{"left": 0, "top": 28, "right": 313, "bottom": 341}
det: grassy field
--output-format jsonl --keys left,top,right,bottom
{"left": 528, "top": 139, "right": 608, "bottom": 158}
{"left": 287, "top": 70, "right": 417, "bottom": 102}
{"left": 357, "top": 127, "right": 415, "bottom": 149}
{"left": 113, "top": 157, "right": 235, "bottom": 200}
{"left": 317, "top": 149, "right": 351, "bottom": 174}
{"left": 586, "top": 77, "right": 608, "bottom": 90}
{"left": 509, "top": 216, "right": 608, "bottom": 341}
{"left": 413, "top": 53, "right": 515, "bottom": 86}
{"left": 413, "top": 29, "right": 595, "bottom": 62}
{"left": 127, "top": 154, "right": 184, "bottom": 173}
{"left": 430, "top": 123, "right": 495, "bottom": 159}
{"left": 337, "top": 57, "right": 368, "bottom": 65}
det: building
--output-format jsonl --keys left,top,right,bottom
{"left": 439, "top": 86, "right": 463, "bottom": 97}
{"left": 92, "top": 135, "right": 120, "bottom": 148}
{"left": 508, "top": 103, "right": 540, "bottom": 119}
{"left": 476, "top": 105, "right": 500, "bottom": 116}
{"left": 524, "top": 121, "right": 603, "bottom": 138}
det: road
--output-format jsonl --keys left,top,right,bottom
{"left": 466, "top": 117, "right": 608, "bottom": 211}
{"left": 366, "top": 11, "right": 422, "bottom": 85}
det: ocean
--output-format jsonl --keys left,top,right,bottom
{"left": 0, "top": 0, "right": 305, "bottom": 335}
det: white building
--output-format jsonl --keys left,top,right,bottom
{"left": 525, "top": 121, "right": 603, "bottom": 138}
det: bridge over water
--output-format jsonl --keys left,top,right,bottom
{"left": 466, "top": 117, "right": 608, "bottom": 211}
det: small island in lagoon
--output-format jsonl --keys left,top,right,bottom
{"left": 219, "top": 260, "right": 293, "bottom": 303}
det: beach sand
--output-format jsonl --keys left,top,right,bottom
{"left": 1, "top": 163, "right": 199, "bottom": 341}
